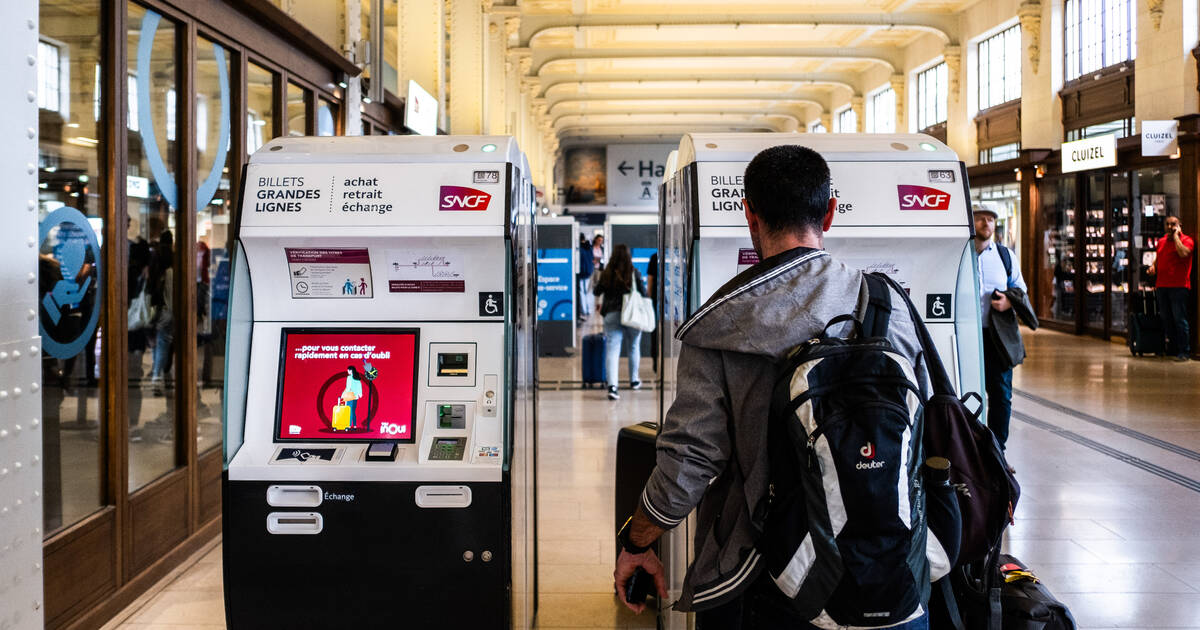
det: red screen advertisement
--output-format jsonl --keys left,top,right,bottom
{"left": 275, "top": 329, "right": 420, "bottom": 442}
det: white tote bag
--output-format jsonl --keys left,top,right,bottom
{"left": 621, "top": 287, "right": 656, "bottom": 332}
{"left": 127, "top": 282, "right": 157, "bottom": 331}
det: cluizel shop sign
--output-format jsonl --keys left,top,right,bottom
{"left": 1062, "top": 133, "right": 1117, "bottom": 173}
{"left": 1141, "top": 120, "right": 1179, "bottom": 157}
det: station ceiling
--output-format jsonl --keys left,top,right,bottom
{"left": 512, "top": 0, "right": 975, "bottom": 145}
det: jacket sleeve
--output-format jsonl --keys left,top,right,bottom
{"left": 638, "top": 343, "right": 731, "bottom": 529}
{"left": 1003, "top": 286, "right": 1039, "bottom": 330}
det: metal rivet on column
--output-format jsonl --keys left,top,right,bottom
{"left": 11, "top": 351, "right": 19, "bottom": 360}
{"left": 481, "top": 550, "right": 493, "bottom": 562}
{"left": 25, "top": 91, "right": 35, "bottom": 103}
{"left": 29, "top": 345, "right": 38, "bottom": 355}
{"left": 27, "top": 19, "right": 35, "bottom": 29}
{"left": 25, "top": 55, "right": 35, "bottom": 66}
{"left": 29, "top": 383, "right": 38, "bottom": 393}
{"left": 462, "top": 550, "right": 474, "bottom": 562}
{"left": 11, "top": 389, "right": 20, "bottom": 398}
{"left": 0, "top": 352, "right": 6, "bottom": 361}
{"left": 25, "top": 310, "right": 34, "bottom": 321}
{"left": 27, "top": 200, "right": 35, "bottom": 211}
{"left": 26, "top": 128, "right": 35, "bottom": 139}
{"left": 0, "top": 391, "right": 8, "bottom": 400}
{"left": 13, "top": 426, "right": 20, "bottom": 433}
{"left": 25, "top": 237, "right": 34, "bottom": 248}
{"left": 29, "top": 420, "right": 38, "bottom": 429}
{"left": 25, "top": 273, "right": 34, "bottom": 284}
{"left": 0, "top": 430, "right": 8, "bottom": 439}
{"left": 25, "top": 164, "right": 34, "bottom": 175}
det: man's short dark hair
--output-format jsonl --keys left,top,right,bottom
{"left": 743, "top": 145, "right": 831, "bottom": 235}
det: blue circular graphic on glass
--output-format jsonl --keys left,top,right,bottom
{"left": 38, "top": 207, "right": 102, "bottom": 360}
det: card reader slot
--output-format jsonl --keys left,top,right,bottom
{"left": 266, "top": 512, "right": 324, "bottom": 535}
{"left": 266, "top": 485, "right": 323, "bottom": 507}
{"left": 415, "top": 485, "right": 473, "bottom": 508}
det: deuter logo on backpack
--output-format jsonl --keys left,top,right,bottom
{"left": 857, "top": 442, "right": 886, "bottom": 470}
{"left": 897, "top": 185, "right": 951, "bottom": 211}
{"left": 439, "top": 186, "right": 492, "bottom": 211}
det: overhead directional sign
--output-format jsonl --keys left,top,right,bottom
{"left": 606, "top": 144, "right": 673, "bottom": 206}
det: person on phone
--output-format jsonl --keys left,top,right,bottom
{"left": 1148, "top": 215, "right": 1194, "bottom": 361}
{"left": 343, "top": 365, "right": 363, "bottom": 428}
{"left": 975, "top": 207, "right": 1028, "bottom": 450}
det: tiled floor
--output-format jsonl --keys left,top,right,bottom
{"left": 108, "top": 327, "right": 1200, "bottom": 629}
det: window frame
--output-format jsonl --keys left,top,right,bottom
{"left": 915, "top": 61, "right": 948, "bottom": 132}
{"left": 866, "top": 86, "right": 896, "bottom": 133}
{"left": 834, "top": 107, "right": 856, "bottom": 133}
{"left": 977, "top": 23, "right": 1022, "bottom": 111}
{"left": 1063, "top": 0, "right": 1136, "bottom": 83}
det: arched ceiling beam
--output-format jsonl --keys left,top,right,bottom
{"left": 548, "top": 97, "right": 823, "bottom": 126}
{"left": 541, "top": 80, "right": 846, "bottom": 107}
{"left": 553, "top": 113, "right": 801, "bottom": 134}
{"left": 521, "top": 14, "right": 957, "bottom": 45}
{"left": 555, "top": 123, "right": 786, "bottom": 139}
{"left": 538, "top": 71, "right": 866, "bottom": 96}
{"left": 536, "top": 54, "right": 896, "bottom": 76}
{"left": 531, "top": 46, "right": 907, "bottom": 74}
{"left": 551, "top": 107, "right": 808, "bottom": 128}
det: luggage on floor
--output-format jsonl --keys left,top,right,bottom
{"left": 1128, "top": 290, "right": 1164, "bottom": 356}
{"left": 581, "top": 333, "right": 607, "bottom": 388}
{"left": 331, "top": 401, "right": 351, "bottom": 431}
{"left": 614, "top": 421, "right": 659, "bottom": 554}
{"left": 997, "top": 554, "right": 1078, "bottom": 630}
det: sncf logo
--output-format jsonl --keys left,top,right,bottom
{"left": 860, "top": 442, "right": 876, "bottom": 459}
{"left": 897, "top": 185, "right": 952, "bottom": 211}
{"left": 439, "top": 186, "right": 492, "bottom": 211}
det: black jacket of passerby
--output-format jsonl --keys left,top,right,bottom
{"left": 987, "top": 286, "right": 1038, "bottom": 369}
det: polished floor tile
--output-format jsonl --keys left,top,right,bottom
{"left": 109, "top": 327, "right": 1200, "bottom": 628}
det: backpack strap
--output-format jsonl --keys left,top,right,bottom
{"left": 996, "top": 244, "right": 1013, "bottom": 282}
{"left": 862, "top": 272, "right": 893, "bottom": 338}
{"left": 877, "top": 274, "right": 956, "bottom": 396}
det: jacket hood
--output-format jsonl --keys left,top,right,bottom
{"left": 676, "top": 247, "right": 869, "bottom": 360}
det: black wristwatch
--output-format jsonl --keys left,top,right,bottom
{"left": 617, "top": 516, "right": 652, "bottom": 555}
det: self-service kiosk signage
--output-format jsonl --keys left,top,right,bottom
{"left": 654, "top": 133, "right": 984, "bottom": 629}
{"left": 222, "top": 136, "right": 537, "bottom": 629}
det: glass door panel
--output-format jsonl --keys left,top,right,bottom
{"left": 1038, "top": 176, "right": 1077, "bottom": 323}
{"left": 37, "top": 0, "right": 107, "bottom": 534}
{"left": 1083, "top": 173, "right": 1107, "bottom": 331}
{"left": 195, "top": 37, "right": 234, "bottom": 454}
{"left": 1109, "top": 171, "right": 1131, "bottom": 334}
{"left": 126, "top": 3, "right": 180, "bottom": 490}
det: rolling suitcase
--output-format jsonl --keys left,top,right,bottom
{"left": 614, "top": 421, "right": 659, "bottom": 554}
{"left": 1128, "top": 290, "right": 1164, "bottom": 356}
{"left": 581, "top": 333, "right": 607, "bottom": 388}
{"left": 331, "top": 402, "right": 351, "bottom": 431}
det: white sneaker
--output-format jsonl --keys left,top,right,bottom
{"left": 607, "top": 386, "right": 620, "bottom": 400}
{"left": 630, "top": 381, "right": 642, "bottom": 390}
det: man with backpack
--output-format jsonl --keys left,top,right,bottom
{"left": 613, "top": 145, "right": 960, "bottom": 629}
{"left": 973, "top": 207, "right": 1032, "bottom": 450}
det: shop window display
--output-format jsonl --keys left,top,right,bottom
{"left": 1039, "top": 177, "right": 1077, "bottom": 322}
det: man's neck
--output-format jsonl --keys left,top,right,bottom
{"left": 760, "top": 230, "right": 822, "bottom": 259}
{"left": 975, "top": 237, "right": 991, "bottom": 254}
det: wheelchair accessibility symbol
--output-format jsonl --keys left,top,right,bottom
{"left": 479, "top": 292, "right": 503, "bottom": 317}
{"left": 925, "top": 293, "right": 952, "bottom": 320}
{"left": 38, "top": 207, "right": 102, "bottom": 359}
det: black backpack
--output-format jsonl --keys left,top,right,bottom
{"left": 761, "top": 274, "right": 933, "bottom": 628}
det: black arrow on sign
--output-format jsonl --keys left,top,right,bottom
{"left": 617, "top": 161, "right": 632, "bottom": 176}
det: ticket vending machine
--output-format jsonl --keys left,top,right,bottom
{"left": 655, "top": 133, "right": 983, "bottom": 628}
{"left": 222, "top": 135, "right": 538, "bottom": 629}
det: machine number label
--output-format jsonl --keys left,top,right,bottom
{"left": 926, "top": 294, "right": 953, "bottom": 320}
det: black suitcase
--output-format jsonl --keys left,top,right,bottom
{"left": 1128, "top": 290, "right": 1164, "bottom": 356}
{"left": 932, "top": 550, "right": 1077, "bottom": 630}
{"left": 614, "top": 421, "right": 658, "bottom": 553}
{"left": 581, "top": 333, "right": 606, "bottom": 387}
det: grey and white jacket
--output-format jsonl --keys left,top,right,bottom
{"left": 638, "top": 246, "right": 931, "bottom": 611}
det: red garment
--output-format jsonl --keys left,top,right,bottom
{"left": 1156, "top": 231, "right": 1195, "bottom": 289}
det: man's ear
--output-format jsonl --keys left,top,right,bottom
{"left": 822, "top": 197, "right": 837, "bottom": 232}
{"left": 743, "top": 198, "right": 759, "bottom": 233}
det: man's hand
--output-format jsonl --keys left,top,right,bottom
{"left": 614, "top": 549, "right": 669, "bottom": 614}
{"left": 991, "top": 291, "right": 1013, "bottom": 312}
{"left": 1148, "top": 263, "right": 1157, "bottom": 276}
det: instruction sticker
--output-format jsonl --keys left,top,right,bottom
{"left": 736, "top": 248, "right": 760, "bottom": 275}
{"left": 843, "top": 258, "right": 913, "bottom": 293}
{"left": 387, "top": 249, "right": 465, "bottom": 293}
{"left": 286, "top": 248, "right": 374, "bottom": 299}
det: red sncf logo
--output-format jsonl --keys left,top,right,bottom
{"left": 897, "top": 185, "right": 951, "bottom": 211}
{"left": 439, "top": 186, "right": 492, "bottom": 211}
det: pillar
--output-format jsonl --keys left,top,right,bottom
{"left": 890, "top": 73, "right": 907, "bottom": 132}
{"left": 851, "top": 95, "right": 865, "bottom": 132}
{"left": 447, "top": 0, "right": 485, "bottom": 134}
{"left": 398, "top": 0, "right": 446, "bottom": 129}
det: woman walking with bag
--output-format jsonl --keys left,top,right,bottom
{"left": 593, "top": 244, "right": 647, "bottom": 400}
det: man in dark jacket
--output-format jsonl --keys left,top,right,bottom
{"left": 577, "top": 234, "right": 595, "bottom": 321}
{"left": 974, "top": 207, "right": 1030, "bottom": 450}
{"left": 613, "top": 146, "right": 939, "bottom": 628}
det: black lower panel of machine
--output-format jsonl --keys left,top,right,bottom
{"left": 223, "top": 474, "right": 510, "bottom": 629}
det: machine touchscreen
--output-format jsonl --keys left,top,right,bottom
{"left": 274, "top": 328, "right": 420, "bottom": 443}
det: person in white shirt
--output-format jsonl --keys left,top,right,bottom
{"left": 975, "top": 207, "right": 1027, "bottom": 449}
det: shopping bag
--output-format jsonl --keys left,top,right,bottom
{"left": 127, "top": 284, "right": 157, "bottom": 331}
{"left": 621, "top": 287, "right": 656, "bottom": 332}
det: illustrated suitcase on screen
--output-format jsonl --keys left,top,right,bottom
{"left": 331, "top": 403, "right": 351, "bottom": 431}
{"left": 581, "top": 333, "right": 606, "bottom": 388}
